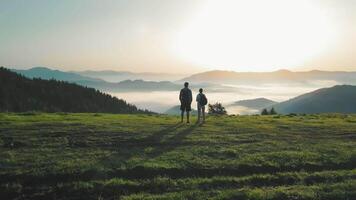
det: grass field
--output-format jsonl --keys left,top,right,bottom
{"left": 0, "top": 113, "right": 355, "bottom": 200}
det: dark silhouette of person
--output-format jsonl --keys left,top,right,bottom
{"left": 196, "top": 88, "right": 207, "bottom": 123}
{"left": 179, "top": 82, "right": 192, "bottom": 123}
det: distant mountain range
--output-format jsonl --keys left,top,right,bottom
{"left": 13, "top": 67, "right": 101, "bottom": 82}
{"left": 13, "top": 68, "right": 356, "bottom": 88}
{"left": 182, "top": 69, "right": 356, "bottom": 86}
{"left": 270, "top": 85, "right": 356, "bottom": 114}
{"left": 73, "top": 70, "right": 186, "bottom": 82}
{"left": 116, "top": 79, "right": 179, "bottom": 91}
{"left": 231, "top": 98, "right": 277, "bottom": 110}
{"left": 77, "top": 79, "right": 181, "bottom": 92}
{"left": 0, "top": 67, "right": 150, "bottom": 113}
{"left": 4, "top": 67, "right": 356, "bottom": 115}
{"left": 11, "top": 67, "right": 241, "bottom": 93}
{"left": 12, "top": 67, "right": 181, "bottom": 92}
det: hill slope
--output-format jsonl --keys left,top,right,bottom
{"left": 0, "top": 113, "right": 355, "bottom": 199}
{"left": 0, "top": 67, "right": 148, "bottom": 113}
{"left": 272, "top": 85, "right": 356, "bottom": 114}
{"left": 231, "top": 98, "right": 277, "bottom": 110}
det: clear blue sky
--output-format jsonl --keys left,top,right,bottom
{"left": 1, "top": 0, "right": 356, "bottom": 73}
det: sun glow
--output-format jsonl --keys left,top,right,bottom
{"left": 174, "top": 0, "right": 337, "bottom": 72}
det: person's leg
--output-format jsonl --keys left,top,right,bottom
{"left": 202, "top": 106, "right": 206, "bottom": 122}
{"left": 187, "top": 111, "right": 190, "bottom": 123}
{"left": 197, "top": 104, "right": 201, "bottom": 123}
{"left": 181, "top": 110, "right": 184, "bottom": 123}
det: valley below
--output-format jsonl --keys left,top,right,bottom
{"left": 109, "top": 84, "right": 327, "bottom": 114}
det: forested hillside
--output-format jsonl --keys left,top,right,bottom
{"left": 271, "top": 85, "right": 356, "bottom": 114}
{"left": 0, "top": 67, "right": 149, "bottom": 113}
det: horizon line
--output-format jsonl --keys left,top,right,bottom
{"left": 3, "top": 65, "right": 356, "bottom": 74}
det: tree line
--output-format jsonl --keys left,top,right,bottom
{"left": 0, "top": 67, "right": 151, "bottom": 114}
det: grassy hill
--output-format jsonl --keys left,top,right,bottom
{"left": 0, "top": 113, "right": 355, "bottom": 199}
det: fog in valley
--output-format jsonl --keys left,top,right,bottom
{"left": 110, "top": 82, "right": 338, "bottom": 114}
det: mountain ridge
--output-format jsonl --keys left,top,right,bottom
{"left": 270, "top": 85, "right": 356, "bottom": 114}
{"left": 11, "top": 67, "right": 182, "bottom": 92}
{"left": 13, "top": 67, "right": 102, "bottom": 82}
{"left": 181, "top": 69, "right": 356, "bottom": 85}
{"left": 74, "top": 69, "right": 186, "bottom": 82}
{"left": 231, "top": 98, "right": 278, "bottom": 110}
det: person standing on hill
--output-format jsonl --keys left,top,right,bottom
{"left": 196, "top": 88, "right": 208, "bottom": 124}
{"left": 179, "top": 82, "right": 192, "bottom": 123}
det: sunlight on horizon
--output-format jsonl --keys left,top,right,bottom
{"left": 173, "top": 0, "right": 338, "bottom": 72}
{"left": 2, "top": 0, "right": 356, "bottom": 72}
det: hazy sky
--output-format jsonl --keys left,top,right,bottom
{"left": 1, "top": 0, "right": 356, "bottom": 73}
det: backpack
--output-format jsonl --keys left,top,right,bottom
{"left": 201, "top": 94, "right": 208, "bottom": 106}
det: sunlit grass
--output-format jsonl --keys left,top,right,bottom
{"left": 0, "top": 113, "right": 355, "bottom": 199}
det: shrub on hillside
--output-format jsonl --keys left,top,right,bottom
{"left": 270, "top": 107, "right": 277, "bottom": 115}
{"left": 261, "top": 107, "right": 278, "bottom": 115}
{"left": 261, "top": 109, "right": 269, "bottom": 115}
{"left": 208, "top": 102, "right": 227, "bottom": 115}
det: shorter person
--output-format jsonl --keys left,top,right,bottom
{"left": 196, "top": 88, "right": 208, "bottom": 123}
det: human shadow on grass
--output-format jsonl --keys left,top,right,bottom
{"left": 102, "top": 122, "right": 188, "bottom": 162}
{"left": 142, "top": 122, "right": 185, "bottom": 145}
{"left": 89, "top": 123, "right": 199, "bottom": 179}
{"left": 145, "top": 123, "right": 199, "bottom": 159}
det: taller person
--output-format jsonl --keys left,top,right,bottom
{"left": 179, "top": 82, "right": 192, "bottom": 123}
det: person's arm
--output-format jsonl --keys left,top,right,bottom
{"left": 189, "top": 90, "right": 193, "bottom": 103}
{"left": 179, "top": 90, "right": 183, "bottom": 102}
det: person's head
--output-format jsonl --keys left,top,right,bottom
{"left": 199, "top": 88, "right": 203, "bottom": 93}
{"left": 184, "top": 82, "right": 189, "bottom": 88}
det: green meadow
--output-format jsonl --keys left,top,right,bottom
{"left": 0, "top": 113, "right": 355, "bottom": 200}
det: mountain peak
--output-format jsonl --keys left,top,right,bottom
{"left": 233, "top": 98, "right": 277, "bottom": 110}
{"left": 274, "top": 69, "right": 292, "bottom": 73}
{"left": 12, "top": 66, "right": 101, "bottom": 82}
{"left": 29, "top": 66, "right": 53, "bottom": 71}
